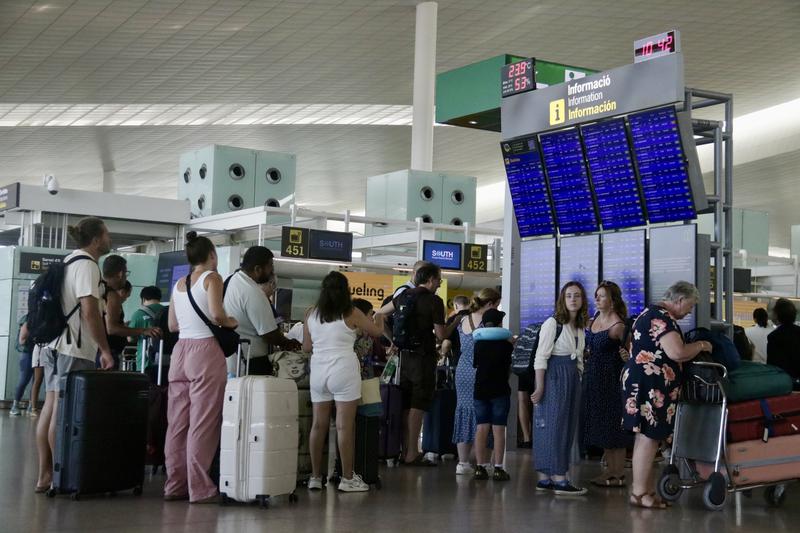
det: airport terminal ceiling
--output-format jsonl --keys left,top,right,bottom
{"left": 0, "top": 0, "right": 798, "bottom": 244}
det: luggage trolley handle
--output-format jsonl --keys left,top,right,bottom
{"left": 687, "top": 361, "right": 728, "bottom": 404}
{"left": 142, "top": 337, "right": 166, "bottom": 386}
{"left": 235, "top": 339, "right": 252, "bottom": 378}
{"left": 691, "top": 361, "right": 728, "bottom": 379}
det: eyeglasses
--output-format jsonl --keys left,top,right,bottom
{"left": 124, "top": 270, "right": 131, "bottom": 277}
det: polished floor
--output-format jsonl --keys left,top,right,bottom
{"left": 1, "top": 412, "right": 798, "bottom": 533}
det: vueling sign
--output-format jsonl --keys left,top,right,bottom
{"left": 549, "top": 73, "right": 617, "bottom": 125}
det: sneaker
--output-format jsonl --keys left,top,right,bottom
{"left": 553, "top": 481, "right": 588, "bottom": 496}
{"left": 456, "top": 463, "right": 475, "bottom": 476}
{"left": 9, "top": 402, "right": 21, "bottom": 417}
{"left": 493, "top": 467, "right": 510, "bottom": 481}
{"left": 338, "top": 474, "right": 369, "bottom": 493}
{"left": 474, "top": 466, "right": 489, "bottom": 480}
{"left": 307, "top": 476, "right": 323, "bottom": 491}
{"left": 536, "top": 479, "right": 553, "bottom": 492}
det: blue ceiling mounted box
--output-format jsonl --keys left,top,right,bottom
{"left": 178, "top": 145, "right": 256, "bottom": 218}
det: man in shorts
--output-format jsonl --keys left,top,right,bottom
{"left": 36, "top": 217, "right": 115, "bottom": 493}
{"left": 379, "top": 263, "right": 457, "bottom": 466}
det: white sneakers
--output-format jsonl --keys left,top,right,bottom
{"left": 456, "top": 463, "right": 475, "bottom": 475}
{"left": 337, "top": 473, "right": 370, "bottom": 492}
{"left": 307, "top": 476, "right": 323, "bottom": 491}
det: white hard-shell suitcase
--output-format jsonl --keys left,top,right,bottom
{"left": 219, "top": 340, "right": 299, "bottom": 507}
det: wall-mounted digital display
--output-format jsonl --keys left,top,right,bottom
{"left": 500, "top": 137, "right": 555, "bottom": 237}
{"left": 540, "top": 129, "right": 598, "bottom": 234}
{"left": 634, "top": 30, "right": 679, "bottom": 63}
{"left": 559, "top": 234, "right": 600, "bottom": 316}
{"left": 423, "top": 240, "right": 463, "bottom": 271}
{"left": 501, "top": 58, "right": 535, "bottom": 98}
{"left": 156, "top": 251, "right": 190, "bottom": 302}
{"left": 519, "top": 238, "right": 557, "bottom": 328}
{"left": 629, "top": 106, "right": 696, "bottom": 224}
{"left": 308, "top": 229, "right": 353, "bottom": 262}
{"left": 581, "top": 118, "right": 645, "bottom": 230}
{"left": 649, "top": 224, "right": 697, "bottom": 330}
{"left": 602, "top": 230, "right": 646, "bottom": 317}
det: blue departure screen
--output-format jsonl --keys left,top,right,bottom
{"left": 629, "top": 106, "right": 696, "bottom": 223}
{"left": 602, "top": 230, "right": 646, "bottom": 317}
{"left": 581, "top": 118, "right": 645, "bottom": 230}
{"left": 559, "top": 234, "right": 600, "bottom": 316}
{"left": 422, "top": 240, "right": 462, "bottom": 270}
{"left": 519, "top": 238, "right": 557, "bottom": 328}
{"left": 539, "top": 129, "right": 598, "bottom": 234}
{"left": 500, "top": 137, "right": 555, "bottom": 237}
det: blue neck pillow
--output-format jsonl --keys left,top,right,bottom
{"left": 473, "top": 327, "right": 513, "bottom": 341}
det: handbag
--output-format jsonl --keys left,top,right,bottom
{"left": 358, "top": 377, "right": 384, "bottom": 417}
{"left": 185, "top": 273, "right": 240, "bottom": 358}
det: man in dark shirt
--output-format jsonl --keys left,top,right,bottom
{"left": 767, "top": 298, "right": 800, "bottom": 382}
{"left": 379, "top": 263, "right": 457, "bottom": 465}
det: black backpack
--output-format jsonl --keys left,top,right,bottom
{"left": 392, "top": 288, "right": 421, "bottom": 350}
{"left": 28, "top": 255, "right": 94, "bottom": 347}
{"left": 511, "top": 320, "right": 563, "bottom": 376}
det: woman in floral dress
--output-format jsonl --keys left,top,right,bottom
{"left": 621, "top": 281, "right": 712, "bottom": 509}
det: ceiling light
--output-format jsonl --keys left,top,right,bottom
{"left": 34, "top": 4, "right": 54, "bottom": 12}
{"left": 468, "top": 120, "right": 478, "bottom": 125}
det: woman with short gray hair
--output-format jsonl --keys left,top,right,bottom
{"left": 620, "top": 280, "right": 712, "bottom": 509}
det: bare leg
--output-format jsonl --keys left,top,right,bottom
{"left": 474, "top": 424, "right": 490, "bottom": 465}
{"left": 630, "top": 433, "right": 662, "bottom": 507}
{"left": 310, "top": 401, "right": 332, "bottom": 479}
{"left": 36, "top": 391, "right": 56, "bottom": 489}
{"left": 30, "top": 368, "right": 43, "bottom": 410}
{"left": 456, "top": 442, "right": 472, "bottom": 464}
{"left": 491, "top": 426, "right": 506, "bottom": 466}
{"left": 335, "top": 400, "right": 359, "bottom": 480}
{"left": 517, "top": 391, "right": 532, "bottom": 443}
{"left": 404, "top": 408, "right": 425, "bottom": 463}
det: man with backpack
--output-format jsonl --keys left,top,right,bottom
{"left": 223, "top": 246, "right": 301, "bottom": 376}
{"left": 33, "top": 217, "right": 114, "bottom": 492}
{"left": 377, "top": 262, "right": 456, "bottom": 466}
{"left": 128, "top": 286, "right": 166, "bottom": 371}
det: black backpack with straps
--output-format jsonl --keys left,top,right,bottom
{"left": 392, "top": 288, "right": 422, "bottom": 350}
{"left": 28, "top": 255, "right": 95, "bottom": 347}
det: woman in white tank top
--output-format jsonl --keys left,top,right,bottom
{"left": 302, "top": 272, "right": 384, "bottom": 493}
{"left": 164, "top": 232, "right": 238, "bottom": 504}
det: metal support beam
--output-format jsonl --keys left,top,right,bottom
{"left": 410, "top": 2, "right": 437, "bottom": 171}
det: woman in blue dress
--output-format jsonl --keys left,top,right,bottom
{"left": 583, "top": 281, "right": 633, "bottom": 487}
{"left": 452, "top": 288, "right": 501, "bottom": 476}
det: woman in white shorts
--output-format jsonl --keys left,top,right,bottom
{"left": 303, "top": 271, "right": 384, "bottom": 493}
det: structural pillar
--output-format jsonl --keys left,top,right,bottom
{"left": 410, "top": 2, "right": 437, "bottom": 172}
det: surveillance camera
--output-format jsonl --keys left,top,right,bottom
{"left": 43, "top": 174, "right": 59, "bottom": 195}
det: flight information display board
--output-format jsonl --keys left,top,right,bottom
{"left": 602, "top": 230, "right": 646, "bottom": 317}
{"left": 156, "top": 251, "right": 190, "bottom": 302}
{"left": 540, "top": 129, "right": 599, "bottom": 234}
{"left": 519, "top": 238, "right": 557, "bottom": 328}
{"left": 649, "top": 224, "right": 697, "bottom": 330}
{"left": 629, "top": 106, "right": 696, "bottom": 223}
{"left": 559, "top": 234, "right": 600, "bottom": 316}
{"left": 581, "top": 118, "right": 645, "bottom": 229}
{"left": 501, "top": 136, "right": 555, "bottom": 237}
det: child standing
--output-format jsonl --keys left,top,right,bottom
{"left": 472, "top": 309, "right": 514, "bottom": 481}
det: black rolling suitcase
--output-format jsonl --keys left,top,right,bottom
{"left": 144, "top": 339, "right": 169, "bottom": 474}
{"left": 49, "top": 370, "right": 150, "bottom": 500}
{"left": 422, "top": 388, "right": 457, "bottom": 456}
{"left": 331, "top": 414, "right": 382, "bottom": 488}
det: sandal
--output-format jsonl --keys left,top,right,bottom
{"left": 629, "top": 492, "right": 667, "bottom": 509}
{"left": 35, "top": 485, "right": 50, "bottom": 494}
{"left": 404, "top": 454, "right": 437, "bottom": 467}
{"left": 591, "top": 475, "right": 626, "bottom": 487}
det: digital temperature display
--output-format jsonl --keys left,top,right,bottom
{"left": 634, "top": 30, "right": 680, "bottom": 63}
{"left": 501, "top": 58, "right": 535, "bottom": 98}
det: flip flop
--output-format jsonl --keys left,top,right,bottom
{"left": 404, "top": 455, "right": 437, "bottom": 467}
{"left": 591, "top": 475, "right": 626, "bottom": 487}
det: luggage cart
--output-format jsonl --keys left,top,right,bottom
{"left": 657, "top": 361, "right": 794, "bottom": 510}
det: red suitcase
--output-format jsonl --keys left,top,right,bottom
{"left": 726, "top": 393, "right": 800, "bottom": 443}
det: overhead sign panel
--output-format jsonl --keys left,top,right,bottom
{"left": 500, "top": 136, "right": 555, "bottom": 237}
{"left": 308, "top": 229, "right": 353, "bottom": 262}
{"left": 501, "top": 53, "right": 685, "bottom": 139}
{"left": 423, "top": 240, "right": 462, "bottom": 271}
{"left": 540, "top": 129, "right": 598, "bottom": 234}
{"left": 581, "top": 118, "right": 645, "bottom": 229}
